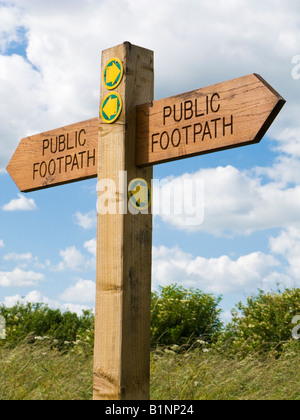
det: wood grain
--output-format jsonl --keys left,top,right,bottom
{"left": 93, "top": 42, "right": 154, "bottom": 401}
{"left": 6, "top": 118, "right": 99, "bottom": 192}
{"left": 136, "top": 74, "right": 285, "bottom": 167}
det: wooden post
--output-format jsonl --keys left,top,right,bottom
{"left": 93, "top": 42, "right": 154, "bottom": 400}
{"left": 6, "top": 39, "right": 285, "bottom": 402}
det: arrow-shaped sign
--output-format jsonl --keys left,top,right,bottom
{"left": 7, "top": 118, "right": 99, "bottom": 192}
{"left": 7, "top": 74, "right": 285, "bottom": 193}
{"left": 136, "top": 74, "right": 285, "bottom": 167}
{"left": 103, "top": 58, "right": 123, "bottom": 90}
{"left": 100, "top": 93, "right": 122, "bottom": 124}
{"left": 106, "top": 62, "right": 121, "bottom": 86}
{"left": 103, "top": 96, "right": 119, "bottom": 119}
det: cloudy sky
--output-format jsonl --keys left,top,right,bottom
{"left": 1, "top": 0, "right": 300, "bottom": 322}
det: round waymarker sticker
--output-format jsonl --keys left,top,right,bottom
{"left": 103, "top": 58, "right": 124, "bottom": 90}
{"left": 128, "top": 178, "right": 151, "bottom": 210}
{"left": 100, "top": 93, "right": 123, "bottom": 124}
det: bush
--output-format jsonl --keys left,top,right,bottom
{"left": 151, "top": 284, "right": 222, "bottom": 347}
{"left": 1, "top": 286, "right": 223, "bottom": 351}
{"left": 5, "top": 286, "right": 298, "bottom": 357}
{"left": 0, "top": 302, "right": 94, "bottom": 350}
{"left": 220, "top": 288, "right": 300, "bottom": 355}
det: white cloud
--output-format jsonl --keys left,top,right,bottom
{"left": 54, "top": 244, "right": 95, "bottom": 272}
{"left": 153, "top": 176, "right": 204, "bottom": 228}
{"left": 2, "top": 290, "right": 54, "bottom": 308}
{"left": 4, "top": 252, "right": 32, "bottom": 261}
{"left": 256, "top": 154, "right": 300, "bottom": 187}
{"left": 2, "top": 194, "right": 37, "bottom": 211}
{"left": 6, "top": 290, "right": 56, "bottom": 307}
{"left": 0, "top": 54, "right": 44, "bottom": 170}
{"left": 154, "top": 165, "right": 300, "bottom": 236}
{"left": 84, "top": 238, "right": 96, "bottom": 257}
{"left": 0, "top": 240, "right": 4, "bottom": 248}
{"left": 2, "top": 0, "right": 300, "bottom": 310}
{"left": 272, "top": 127, "right": 300, "bottom": 159}
{"left": 152, "top": 245, "right": 281, "bottom": 294}
{"left": 0, "top": 0, "right": 299, "bottom": 171}
{"left": 2, "top": 252, "right": 41, "bottom": 269}
{"left": 54, "top": 246, "right": 86, "bottom": 272}
{"left": 0, "top": 267, "right": 44, "bottom": 287}
{"left": 0, "top": 5, "right": 24, "bottom": 53}
{"left": 270, "top": 228, "right": 300, "bottom": 279}
{"left": 59, "top": 279, "right": 95, "bottom": 303}
{"left": 61, "top": 303, "right": 93, "bottom": 316}
{"left": 2, "top": 290, "right": 92, "bottom": 316}
{"left": 74, "top": 211, "right": 97, "bottom": 230}
{"left": 2, "top": 294, "right": 23, "bottom": 307}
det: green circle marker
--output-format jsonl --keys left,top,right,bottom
{"left": 100, "top": 93, "right": 122, "bottom": 124}
{"left": 103, "top": 58, "right": 124, "bottom": 90}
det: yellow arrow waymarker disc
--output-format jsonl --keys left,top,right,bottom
{"left": 128, "top": 178, "right": 151, "bottom": 210}
{"left": 102, "top": 58, "right": 124, "bottom": 90}
{"left": 100, "top": 92, "right": 123, "bottom": 124}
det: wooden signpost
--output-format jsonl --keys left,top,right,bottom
{"left": 7, "top": 118, "right": 99, "bottom": 192}
{"left": 94, "top": 43, "right": 154, "bottom": 401}
{"left": 6, "top": 42, "right": 285, "bottom": 401}
{"left": 136, "top": 74, "right": 285, "bottom": 167}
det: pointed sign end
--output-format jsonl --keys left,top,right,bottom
{"left": 6, "top": 139, "right": 26, "bottom": 192}
{"left": 6, "top": 157, "right": 16, "bottom": 187}
{"left": 252, "top": 73, "right": 286, "bottom": 143}
{"left": 253, "top": 73, "right": 286, "bottom": 105}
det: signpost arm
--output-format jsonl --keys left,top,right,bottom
{"left": 93, "top": 42, "right": 154, "bottom": 400}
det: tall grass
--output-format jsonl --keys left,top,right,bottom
{"left": 1, "top": 288, "right": 299, "bottom": 400}
{"left": 150, "top": 343, "right": 300, "bottom": 400}
{"left": 1, "top": 339, "right": 299, "bottom": 400}
{"left": 0, "top": 339, "right": 93, "bottom": 400}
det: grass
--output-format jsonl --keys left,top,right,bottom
{"left": 0, "top": 340, "right": 93, "bottom": 400}
{"left": 0, "top": 340, "right": 299, "bottom": 400}
{"left": 150, "top": 345, "right": 300, "bottom": 400}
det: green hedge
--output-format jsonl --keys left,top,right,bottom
{"left": 1, "top": 286, "right": 299, "bottom": 356}
{"left": 219, "top": 288, "right": 300, "bottom": 355}
{"left": 0, "top": 302, "right": 94, "bottom": 350}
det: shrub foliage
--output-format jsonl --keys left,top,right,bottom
{"left": 0, "top": 302, "right": 94, "bottom": 350}
{"left": 1, "top": 285, "right": 299, "bottom": 356}
{"left": 220, "top": 288, "right": 300, "bottom": 354}
{"left": 151, "top": 284, "right": 222, "bottom": 347}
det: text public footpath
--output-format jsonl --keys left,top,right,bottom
{"left": 151, "top": 93, "right": 234, "bottom": 153}
{"left": 33, "top": 129, "right": 96, "bottom": 180}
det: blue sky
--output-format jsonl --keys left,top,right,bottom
{"left": 1, "top": 0, "right": 300, "bottom": 322}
